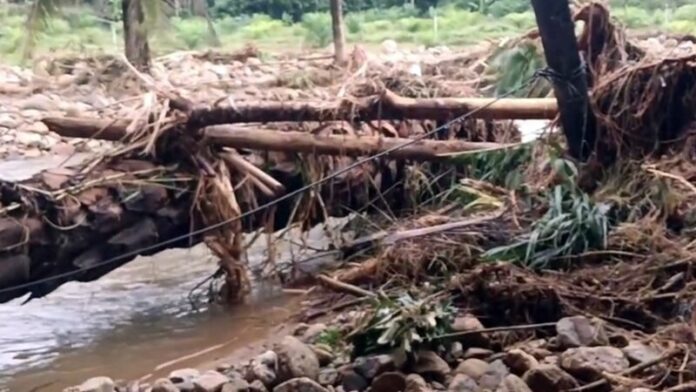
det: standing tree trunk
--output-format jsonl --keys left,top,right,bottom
{"left": 330, "top": 0, "right": 347, "bottom": 65}
{"left": 122, "top": 0, "right": 151, "bottom": 71}
{"left": 531, "top": 0, "right": 596, "bottom": 161}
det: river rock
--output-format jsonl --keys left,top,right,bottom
{"left": 463, "top": 348, "right": 493, "bottom": 360}
{"left": 193, "top": 370, "right": 230, "bottom": 392}
{"left": 302, "top": 324, "right": 327, "bottom": 343}
{"left": 318, "top": 368, "right": 339, "bottom": 386}
{"left": 448, "top": 374, "right": 478, "bottom": 392}
{"left": 20, "top": 94, "right": 54, "bottom": 111}
{"left": 170, "top": 368, "right": 201, "bottom": 383}
{"left": 622, "top": 341, "right": 661, "bottom": 364}
{"left": 405, "top": 374, "right": 429, "bottom": 392}
{"left": 631, "top": 389, "right": 657, "bottom": 392}
{"left": 353, "top": 354, "right": 395, "bottom": 380}
{"left": 449, "top": 342, "right": 464, "bottom": 360}
{"left": 248, "top": 351, "right": 278, "bottom": 386}
{"left": 274, "top": 378, "right": 328, "bottom": 392}
{"left": 371, "top": 372, "right": 407, "bottom": 392}
{"left": 479, "top": 360, "right": 510, "bottom": 390}
{"left": 412, "top": 351, "right": 450, "bottom": 381}
{"left": 276, "top": 336, "right": 320, "bottom": 382}
{"left": 522, "top": 365, "right": 578, "bottom": 392}
{"left": 504, "top": 349, "right": 539, "bottom": 375}
{"left": 560, "top": 346, "right": 629, "bottom": 381}
{"left": 250, "top": 380, "right": 270, "bottom": 392}
{"left": 151, "top": 379, "right": 179, "bottom": 392}
{"left": 221, "top": 377, "right": 251, "bottom": 392}
{"left": 454, "top": 359, "right": 489, "bottom": 380}
{"left": 555, "top": 316, "right": 608, "bottom": 348}
{"left": 451, "top": 315, "right": 488, "bottom": 347}
{"left": 495, "top": 375, "right": 532, "bottom": 392}
{"left": 338, "top": 368, "right": 368, "bottom": 392}
{"left": 78, "top": 377, "right": 116, "bottom": 392}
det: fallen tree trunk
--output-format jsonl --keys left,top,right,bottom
{"left": 42, "top": 93, "right": 557, "bottom": 140}
{"left": 204, "top": 126, "right": 507, "bottom": 161}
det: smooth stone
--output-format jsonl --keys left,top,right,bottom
{"left": 555, "top": 316, "right": 608, "bottom": 348}
{"left": 78, "top": 377, "right": 116, "bottom": 392}
{"left": 275, "top": 336, "right": 320, "bottom": 382}
{"left": 522, "top": 365, "right": 578, "bottom": 392}
{"left": 371, "top": 372, "right": 407, "bottom": 392}
{"left": 274, "top": 378, "right": 328, "bottom": 392}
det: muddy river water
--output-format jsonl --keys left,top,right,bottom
{"left": 0, "top": 155, "right": 348, "bottom": 392}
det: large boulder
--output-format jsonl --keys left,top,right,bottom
{"left": 555, "top": 317, "right": 608, "bottom": 348}
{"left": 275, "top": 336, "right": 320, "bottom": 382}
{"left": 622, "top": 341, "right": 661, "bottom": 364}
{"left": 248, "top": 350, "right": 278, "bottom": 386}
{"left": 560, "top": 347, "right": 629, "bottom": 381}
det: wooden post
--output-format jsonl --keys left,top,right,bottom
{"left": 530, "top": 0, "right": 596, "bottom": 161}
{"left": 330, "top": 0, "right": 347, "bottom": 65}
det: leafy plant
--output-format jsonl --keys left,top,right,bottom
{"left": 487, "top": 41, "right": 550, "bottom": 98}
{"left": 348, "top": 294, "right": 455, "bottom": 358}
{"left": 450, "top": 144, "right": 533, "bottom": 190}
{"left": 315, "top": 327, "right": 343, "bottom": 349}
{"left": 484, "top": 160, "right": 611, "bottom": 269}
{"left": 301, "top": 12, "right": 332, "bottom": 48}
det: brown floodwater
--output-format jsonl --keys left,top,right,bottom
{"left": 0, "top": 155, "right": 350, "bottom": 392}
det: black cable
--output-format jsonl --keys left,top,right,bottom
{"left": 0, "top": 75, "right": 540, "bottom": 296}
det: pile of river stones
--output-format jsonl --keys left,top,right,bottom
{"left": 67, "top": 314, "right": 682, "bottom": 392}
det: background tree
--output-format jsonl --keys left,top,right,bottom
{"left": 330, "top": 0, "right": 346, "bottom": 64}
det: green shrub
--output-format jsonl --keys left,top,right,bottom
{"left": 612, "top": 7, "right": 658, "bottom": 28}
{"left": 174, "top": 17, "right": 210, "bottom": 49}
{"left": 301, "top": 12, "right": 332, "bottom": 48}
{"left": 241, "top": 14, "right": 288, "bottom": 40}
{"left": 346, "top": 14, "right": 363, "bottom": 34}
{"left": 674, "top": 5, "right": 696, "bottom": 21}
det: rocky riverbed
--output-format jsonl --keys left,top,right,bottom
{"left": 63, "top": 312, "right": 680, "bottom": 392}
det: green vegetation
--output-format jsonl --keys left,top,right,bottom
{"left": 2, "top": 0, "right": 695, "bottom": 64}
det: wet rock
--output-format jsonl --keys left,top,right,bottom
{"left": 504, "top": 349, "right": 539, "bottom": 375}
{"left": 248, "top": 351, "right": 278, "bottom": 386}
{"left": 412, "top": 351, "right": 450, "bottom": 381}
{"left": 522, "top": 365, "right": 578, "bottom": 392}
{"left": 151, "top": 379, "right": 179, "bottom": 392}
{"left": 78, "top": 377, "right": 116, "bottom": 392}
{"left": 303, "top": 324, "right": 327, "bottom": 343}
{"left": 454, "top": 359, "right": 489, "bottom": 380}
{"left": 353, "top": 355, "right": 395, "bottom": 380}
{"left": 560, "top": 346, "right": 629, "bottom": 381}
{"left": 311, "top": 345, "right": 335, "bottom": 366}
{"left": 221, "top": 377, "right": 250, "bottom": 392}
{"left": 463, "top": 348, "right": 493, "bottom": 360}
{"left": 447, "top": 374, "right": 478, "bottom": 392}
{"left": 250, "top": 380, "right": 269, "bottom": 392}
{"left": 193, "top": 371, "right": 230, "bottom": 392}
{"left": 405, "top": 374, "right": 429, "bottom": 392}
{"left": 274, "top": 378, "right": 328, "bottom": 392}
{"left": 479, "top": 360, "right": 510, "bottom": 390}
{"left": 495, "top": 375, "right": 532, "bottom": 392}
{"left": 318, "top": 368, "right": 339, "bottom": 387}
{"left": 339, "top": 368, "right": 368, "bottom": 392}
{"left": 275, "top": 336, "right": 320, "bottom": 382}
{"left": 171, "top": 369, "right": 202, "bottom": 384}
{"left": 555, "top": 316, "right": 608, "bottom": 348}
{"left": 622, "top": 341, "right": 661, "bottom": 364}
{"left": 371, "top": 372, "right": 407, "bottom": 392}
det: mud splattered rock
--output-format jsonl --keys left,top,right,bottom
{"left": 78, "top": 377, "right": 115, "bottom": 392}
{"left": 193, "top": 370, "right": 230, "bottom": 392}
{"left": 496, "top": 375, "right": 532, "bottom": 392}
{"left": 448, "top": 374, "right": 478, "bottom": 392}
{"left": 339, "top": 368, "right": 369, "bottom": 392}
{"left": 556, "top": 316, "right": 608, "bottom": 348}
{"left": 412, "top": 351, "right": 450, "bottom": 381}
{"left": 405, "top": 374, "right": 429, "bottom": 392}
{"left": 454, "top": 359, "right": 489, "bottom": 380}
{"left": 318, "top": 368, "right": 339, "bottom": 386}
{"left": 623, "top": 341, "right": 661, "bottom": 364}
{"left": 479, "top": 360, "right": 510, "bottom": 390}
{"left": 371, "top": 372, "right": 407, "bottom": 392}
{"left": 248, "top": 350, "right": 278, "bottom": 386}
{"left": 151, "top": 379, "right": 179, "bottom": 392}
{"left": 276, "top": 336, "right": 320, "bottom": 382}
{"left": 504, "top": 349, "right": 539, "bottom": 375}
{"left": 523, "top": 365, "right": 578, "bottom": 392}
{"left": 560, "top": 347, "right": 629, "bottom": 381}
{"left": 274, "top": 377, "right": 329, "bottom": 392}
{"left": 353, "top": 354, "right": 395, "bottom": 380}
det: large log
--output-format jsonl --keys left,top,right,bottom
{"left": 204, "top": 126, "right": 506, "bottom": 161}
{"left": 42, "top": 93, "right": 558, "bottom": 140}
